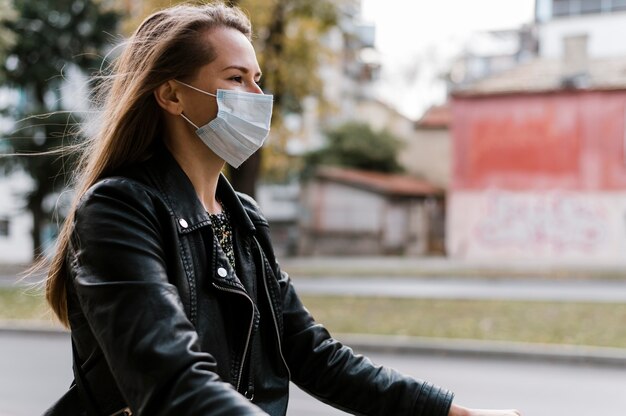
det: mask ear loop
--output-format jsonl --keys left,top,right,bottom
{"left": 180, "top": 112, "right": 200, "bottom": 130}
{"left": 174, "top": 79, "right": 217, "bottom": 97}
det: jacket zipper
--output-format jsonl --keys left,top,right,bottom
{"left": 211, "top": 282, "right": 255, "bottom": 394}
{"left": 256, "top": 241, "right": 292, "bottom": 380}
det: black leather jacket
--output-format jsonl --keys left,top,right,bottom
{"left": 65, "top": 144, "right": 454, "bottom": 416}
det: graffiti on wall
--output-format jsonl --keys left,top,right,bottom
{"left": 475, "top": 192, "right": 609, "bottom": 252}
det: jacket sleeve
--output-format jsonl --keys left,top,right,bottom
{"left": 279, "top": 270, "right": 454, "bottom": 416}
{"left": 252, "top": 221, "right": 454, "bottom": 416}
{"left": 281, "top": 268, "right": 454, "bottom": 416}
{"left": 69, "top": 178, "right": 267, "bottom": 416}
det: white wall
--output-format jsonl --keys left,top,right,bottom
{"left": 448, "top": 190, "right": 626, "bottom": 264}
{"left": 316, "top": 182, "right": 385, "bottom": 232}
{"left": 256, "top": 182, "right": 300, "bottom": 223}
{"left": 399, "top": 128, "right": 451, "bottom": 188}
{"left": 539, "top": 11, "right": 626, "bottom": 58}
{"left": 0, "top": 171, "right": 33, "bottom": 264}
{"left": 353, "top": 99, "right": 415, "bottom": 140}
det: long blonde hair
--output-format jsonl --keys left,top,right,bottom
{"left": 47, "top": 2, "right": 252, "bottom": 327}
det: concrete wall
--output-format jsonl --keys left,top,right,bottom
{"left": 448, "top": 190, "right": 626, "bottom": 263}
{"left": 298, "top": 178, "right": 385, "bottom": 255}
{"left": 304, "top": 181, "right": 385, "bottom": 234}
{"left": 399, "top": 128, "right": 451, "bottom": 188}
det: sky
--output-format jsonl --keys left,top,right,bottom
{"left": 360, "top": 0, "right": 536, "bottom": 119}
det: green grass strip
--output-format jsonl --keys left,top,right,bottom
{"left": 3, "top": 287, "right": 625, "bottom": 349}
{"left": 0, "top": 287, "right": 49, "bottom": 321}
{"left": 301, "top": 295, "right": 626, "bottom": 349}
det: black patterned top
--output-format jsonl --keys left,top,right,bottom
{"left": 209, "top": 204, "right": 236, "bottom": 269}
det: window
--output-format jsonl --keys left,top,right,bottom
{"left": 581, "top": 0, "right": 603, "bottom": 13}
{"left": 0, "top": 219, "right": 9, "bottom": 237}
{"left": 553, "top": 0, "right": 626, "bottom": 15}
{"left": 612, "top": 0, "right": 626, "bottom": 11}
{"left": 553, "top": 0, "right": 575, "bottom": 16}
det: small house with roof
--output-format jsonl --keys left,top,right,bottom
{"left": 298, "top": 166, "right": 445, "bottom": 256}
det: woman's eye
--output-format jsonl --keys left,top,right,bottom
{"left": 230, "top": 76, "right": 243, "bottom": 83}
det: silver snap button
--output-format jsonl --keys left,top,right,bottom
{"left": 178, "top": 218, "right": 188, "bottom": 228}
{"left": 217, "top": 267, "right": 228, "bottom": 277}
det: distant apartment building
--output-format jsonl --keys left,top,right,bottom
{"left": 536, "top": 0, "right": 626, "bottom": 58}
{"left": 285, "top": 0, "right": 380, "bottom": 155}
{"left": 447, "top": 27, "right": 538, "bottom": 91}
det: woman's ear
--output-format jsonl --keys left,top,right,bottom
{"left": 154, "top": 80, "right": 183, "bottom": 115}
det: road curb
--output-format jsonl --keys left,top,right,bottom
{"left": 335, "top": 333, "right": 626, "bottom": 367}
{"left": 0, "top": 321, "right": 68, "bottom": 337}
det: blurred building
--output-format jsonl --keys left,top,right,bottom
{"left": 447, "top": 27, "right": 538, "bottom": 91}
{"left": 351, "top": 98, "right": 452, "bottom": 187}
{"left": 299, "top": 166, "right": 444, "bottom": 256}
{"left": 406, "top": 104, "right": 452, "bottom": 188}
{"left": 0, "top": 170, "right": 32, "bottom": 264}
{"left": 448, "top": 0, "right": 626, "bottom": 263}
{"left": 284, "top": 0, "right": 380, "bottom": 155}
{"left": 536, "top": 0, "right": 626, "bottom": 59}
{"left": 0, "top": 77, "right": 34, "bottom": 263}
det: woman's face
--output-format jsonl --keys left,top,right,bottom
{"left": 180, "top": 27, "right": 263, "bottom": 127}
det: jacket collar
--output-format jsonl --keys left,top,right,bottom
{"left": 147, "top": 144, "right": 257, "bottom": 235}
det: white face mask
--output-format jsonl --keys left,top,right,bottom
{"left": 176, "top": 80, "right": 273, "bottom": 168}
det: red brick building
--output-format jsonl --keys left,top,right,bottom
{"left": 448, "top": 57, "right": 626, "bottom": 263}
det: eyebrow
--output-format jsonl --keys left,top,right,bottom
{"left": 221, "top": 65, "right": 262, "bottom": 78}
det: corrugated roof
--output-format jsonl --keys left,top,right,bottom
{"left": 415, "top": 103, "right": 451, "bottom": 129}
{"left": 452, "top": 57, "right": 626, "bottom": 97}
{"left": 315, "top": 166, "right": 443, "bottom": 197}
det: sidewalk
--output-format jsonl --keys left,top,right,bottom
{"left": 280, "top": 255, "right": 626, "bottom": 279}
{"left": 4, "top": 256, "right": 626, "bottom": 284}
{"left": 292, "top": 276, "right": 626, "bottom": 302}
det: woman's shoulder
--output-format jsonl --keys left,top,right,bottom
{"left": 236, "top": 191, "right": 269, "bottom": 227}
{"left": 84, "top": 174, "right": 155, "bottom": 201}
{"left": 71, "top": 175, "right": 168, "bottom": 247}
{"left": 79, "top": 154, "right": 162, "bottom": 204}
{"left": 75, "top": 174, "right": 161, "bottom": 222}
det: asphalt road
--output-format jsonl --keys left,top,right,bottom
{"left": 1, "top": 331, "right": 625, "bottom": 416}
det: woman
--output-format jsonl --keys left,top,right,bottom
{"left": 45, "top": 2, "right": 520, "bottom": 415}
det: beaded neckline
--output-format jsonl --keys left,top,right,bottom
{"left": 209, "top": 201, "right": 236, "bottom": 269}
